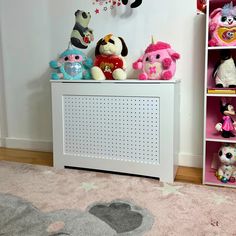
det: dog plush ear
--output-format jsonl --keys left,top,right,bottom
{"left": 119, "top": 37, "right": 128, "bottom": 57}
{"left": 95, "top": 38, "right": 103, "bottom": 56}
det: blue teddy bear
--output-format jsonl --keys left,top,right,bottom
{"left": 49, "top": 47, "right": 93, "bottom": 80}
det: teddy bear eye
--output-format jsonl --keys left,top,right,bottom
{"left": 219, "top": 150, "right": 222, "bottom": 156}
{"left": 221, "top": 16, "right": 227, "bottom": 22}
{"left": 234, "top": 16, "right": 236, "bottom": 21}
{"left": 226, "top": 153, "right": 232, "bottom": 159}
{"left": 146, "top": 57, "right": 149, "bottom": 62}
{"left": 65, "top": 57, "right": 69, "bottom": 61}
{"left": 75, "top": 56, "right": 80, "bottom": 60}
{"left": 108, "top": 39, "right": 115, "bottom": 44}
{"left": 156, "top": 54, "right": 160, "bottom": 59}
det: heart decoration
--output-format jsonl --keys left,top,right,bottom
{"left": 218, "top": 27, "right": 236, "bottom": 44}
{"left": 64, "top": 62, "right": 82, "bottom": 77}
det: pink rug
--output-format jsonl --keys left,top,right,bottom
{"left": 1, "top": 160, "right": 236, "bottom": 235}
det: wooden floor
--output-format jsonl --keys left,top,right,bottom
{"left": 0, "top": 147, "right": 202, "bottom": 184}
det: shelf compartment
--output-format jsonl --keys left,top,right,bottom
{"left": 207, "top": 50, "right": 236, "bottom": 88}
{"left": 204, "top": 141, "right": 236, "bottom": 187}
{"left": 208, "top": 0, "right": 236, "bottom": 48}
{"left": 206, "top": 96, "right": 236, "bottom": 141}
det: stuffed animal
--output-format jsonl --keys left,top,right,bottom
{"left": 216, "top": 143, "right": 236, "bottom": 183}
{"left": 215, "top": 99, "right": 236, "bottom": 138}
{"left": 49, "top": 46, "right": 93, "bottom": 80}
{"left": 197, "top": 0, "right": 206, "bottom": 14}
{"left": 213, "top": 50, "right": 236, "bottom": 88}
{"left": 209, "top": 2, "right": 236, "bottom": 46}
{"left": 70, "top": 10, "right": 94, "bottom": 49}
{"left": 133, "top": 39, "right": 180, "bottom": 80}
{"left": 91, "top": 34, "right": 128, "bottom": 80}
{"left": 121, "top": 0, "right": 142, "bottom": 8}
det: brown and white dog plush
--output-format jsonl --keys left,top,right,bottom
{"left": 91, "top": 34, "right": 128, "bottom": 80}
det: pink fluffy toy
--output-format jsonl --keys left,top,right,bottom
{"left": 209, "top": 2, "right": 236, "bottom": 46}
{"left": 133, "top": 39, "right": 180, "bottom": 80}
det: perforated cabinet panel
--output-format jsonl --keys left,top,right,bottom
{"left": 63, "top": 96, "right": 160, "bottom": 164}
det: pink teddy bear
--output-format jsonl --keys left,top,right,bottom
{"left": 133, "top": 41, "right": 180, "bottom": 80}
{"left": 209, "top": 2, "right": 236, "bottom": 46}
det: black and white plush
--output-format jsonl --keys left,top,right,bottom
{"left": 213, "top": 50, "right": 236, "bottom": 88}
{"left": 70, "top": 10, "right": 94, "bottom": 49}
{"left": 121, "top": 0, "right": 142, "bottom": 8}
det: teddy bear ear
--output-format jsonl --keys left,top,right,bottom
{"left": 119, "top": 37, "right": 128, "bottom": 57}
{"left": 210, "top": 8, "right": 221, "bottom": 19}
{"left": 95, "top": 39, "right": 103, "bottom": 56}
{"left": 75, "top": 9, "right": 80, "bottom": 16}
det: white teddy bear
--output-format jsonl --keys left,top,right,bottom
{"left": 216, "top": 143, "right": 236, "bottom": 183}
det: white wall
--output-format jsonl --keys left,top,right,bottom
{"left": 0, "top": 0, "right": 205, "bottom": 167}
{"left": 0, "top": 25, "right": 6, "bottom": 147}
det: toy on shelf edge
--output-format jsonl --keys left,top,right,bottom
{"left": 216, "top": 143, "right": 236, "bottom": 183}
{"left": 91, "top": 34, "right": 128, "bottom": 80}
{"left": 208, "top": 2, "right": 236, "bottom": 46}
{"left": 197, "top": 0, "right": 206, "bottom": 14}
{"left": 215, "top": 98, "right": 236, "bottom": 138}
{"left": 213, "top": 49, "right": 236, "bottom": 88}
{"left": 49, "top": 45, "right": 93, "bottom": 80}
{"left": 132, "top": 37, "right": 180, "bottom": 80}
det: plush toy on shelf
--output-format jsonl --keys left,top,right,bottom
{"left": 216, "top": 143, "right": 236, "bottom": 183}
{"left": 121, "top": 0, "right": 143, "bottom": 8}
{"left": 70, "top": 9, "right": 94, "bottom": 49}
{"left": 215, "top": 99, "right": 236, "bottom": 138}
{"left": 49, "top": 46, "right": 93, "bottom": 80}
{"left": 209, "top": 2, "right": 236, "bottom": 46}
{"left": 132, "top": 38, "right": 180, "bottom": 80}
{"left": 213, "top": 50, "right": 236, "bottom": 88}
{"left": 91, "top": 34, "right": 128, "bottom": 80}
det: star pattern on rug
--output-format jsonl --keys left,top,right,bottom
{"left": 154, "top": 183, "right": 184, "bottom": 196}
{"left": 81, "top": 182, "right": 98, "bottom": 192}
{"left": 209, "top": 193, "right": 230, "bottom": 205}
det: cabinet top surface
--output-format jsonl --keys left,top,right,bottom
{"left": 50, "top": 79, "right": 181, "bottom": 84}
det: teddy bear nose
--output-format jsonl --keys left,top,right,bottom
{"left": 226, "top": 153, "right": 232, "bottom": 159}
{"left": 228, "top": 18, "right": 233, "bottom": 24}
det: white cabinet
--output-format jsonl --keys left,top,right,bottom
{"left": 51, "top": 80, "right": 180, "bottom": 183}
{"left": 203, "top": 0, "right": 236, "bottom": 188}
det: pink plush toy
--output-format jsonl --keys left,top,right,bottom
{"left": 209, "top": 2, "right": 236, "bottom": 46}
{"left": 133, "top": 40, "right": 180, "bottom": 80}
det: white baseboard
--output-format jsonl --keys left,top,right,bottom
{"left": 178, "top": 153, "right": 203, "bottom": 168}
{"left": 0, "top": 137, "right": 203, "bottom": 168}
{"left": 2, "top": 137, "right": 53, "bottom": 152}
{"left": 0, "top": 137, "right": 5, "bottom": 147}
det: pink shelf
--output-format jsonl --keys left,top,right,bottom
{"left": 204, "top": 0, "right": 236, "bottom": 188}
{"left": 205, "top": 141, "right": 236, "bottom": 187}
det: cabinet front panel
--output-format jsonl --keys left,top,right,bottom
{"left": 63, "top": 95, "right": 160, "bottom": 165}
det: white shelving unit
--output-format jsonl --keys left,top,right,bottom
{"left": 203, "top": 0, "right": 236, "bottom": 188}
{"left": 51, "top": 79, "right": 180, "bottom": 183}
